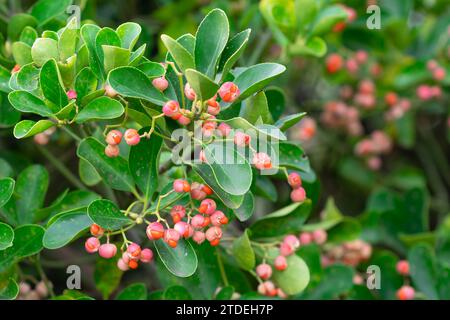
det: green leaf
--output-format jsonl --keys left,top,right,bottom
{"left": 102, "top": 45, "right": 131, "bottom": 74}
{"left": 0, "top": 223, "right": 14, "bottom": 250}
{"left": 185, "top": 69, "right": 219, "bottom": 101}
{"left": 13, "top": 119, "right": 54, "bottom": 139}
{"left": 16, "top": 63, "right": 40, "bottom": 91}
{"left": 250, "top": 200, "right": 312, "bottom": 238}
{"left": 20, "top": 26, "right": 38, "bottom": 46}
{"left": 290, "top": 36, "right": 327, "bottom": 57}
{"left": 253, "top": 175, "right": 278, "bottom": 202}
{"left": 94, "top": 257, "right": 123, "bottom": 299}
{"left": 301, "top": 265, "right": 354, "bottom": 299}
{"left": 278, "top": 142, "right": 310, "bottom": 172}
{"left": 0, "top": 225, "right": 45, "bottom": 272}
{"left": 88, "top": 199, "right": 132, "bottom": 231}
{"left": 164, "top": 285, "right": 192, "bottom": 300}
{"left": 75, "top": 96, "right": 124, "bottom": 123}
{"left": 79, "top": 159, "right": 101, "bottom": 187}
{"left": 239, "top": 91, "right": 273, "bottom": 124}
{"left": 77, "top": 137, "right": 135, "bottom": 192}
{"left": 275, "top": 112, "right": 306, "bottom": 131}
{"left": 116, "top": 22, "right": 141, "bottom": 50}
{"left": 12, "top": 42, "right": 33, "bottom": 66}
{"left": 215, "top": 286, "right": 235, "bottom": 300}
{"left": 408, "top": 243, "right": 439, "bottom": 299}
{"left": 160, "top": 34, "right": 195, "bottom": 73}
{"left": 219, "top": 29, "right": 251, "bottom": 81}
{"left": 129, "top": 44, "right": 147, "bottom": 66}
{"left": 40, "top": 59, "right": 69, "bottom": 109}
{"left": 129, "top": 130, "right": 162, "bottom": 200}
{"left": 223, "top": 117, "right": 286, "bottom": 140}
{"left": 0, "top": 278, "right": 19, "bottom": 300}
{"left": 7, "top": 14, "right": 38, "bottom": 42}
{"left": 8, "top": 90, "right": 56, "bottom": 116}
{"left": 301, "top": 197, "right": 343, "bottom": 231}
{"left": 0, "top": 178, "right": 14, "bottom": 208}
{"left": 31, "top": 38, "right": 59, "bottom": 67}
{"left": 137, "top": 62, "right": 165, "bottom": 78}
{"left": 310, "top": 5, "right": 348, "bottom": 36}
{"left": 155, "top": 239, "right": 198, "bottom": 278}
{"left": 232, "top": 229, "right": 255, "bottom": 270}
{"left": 147, "top": 183, "right": 189, "bottom": 212}
{"left": 43, "top": 211, "right": 92, "bottom": 249}
{"left": 108, "top": 66, "right": 168, "bottom": 106}
{"left": 80, "top": 24, "right": 104, "bottom": 81}
{"left": 231, "top": 63, "right": 286, "bottom": 103}
{"left": 75, "top": 67, "right": 98, "bottom": 103}
{"left": 234, "top": 192, "right": 255, "bottom": 221}
{"left": 273, "top": 255, "right": 310, "bottom": 295}
{"left": 59, "top": 17, "right": 79, "bottom": 61}
{"left": 327, "top": 218, "right": 362, "bottom": 244}
{"left": 0, "top": 94, "right": 21, "bottom": 128}
{"left": 195, "top": 9, "right": 229, "bottom": 78}
{"left": 30, "top": 0, "right": 72, "bottom": 26}
{"left": 116, "top": 283, "right": 147, "bottom": 300}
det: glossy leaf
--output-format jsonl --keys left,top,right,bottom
{"left": 88, "top": 199, "right": 132, "bottom": 231}
{"left": 0, "top": 178, "right": 14, "bottom": 208}
{"left": 94, "top": 257, "right": 123, "bottom": 299}
{"left": 13, "top": 119, "right": 54, "bottom": 139}
{"left": 275, "top": 112, "right": 306, "bottom": 131}
{"left": 12, "top": 42, "right": 33, "bottom": 66}
{"left": 0, "top": 223, "right": 14, "bottom": 250}
{"left": 30, "top": 0, "right": 72, "bottom": 25}
{"left": 219, "top": 29, "right": 251, "bottom": 81}
{"left": 164, "top": 285, "right": 192, "bottom": 300}
{"left": 7, "top": 14, "right": 38, "bottom": 42}
{"left": 16, "top": 63, "right": 40, "bottom": 91}
{"left": 31, "top": 38, "right": 58, "bottom": 67}
{"left": 155, "top": 239, "right": 198, "bottom": 277}
{"left": 408, "top": 243, "right": 439, "bottom": 299}
{"left": 80, "top": 24, "right": 104, "bottom": 80}
{"left": 78, "top": 159, "right": 102, "bottom": 187}
{"left": 43, "top": 211, "right": 92, "bottom": 249}
{"left": 75, "top": 96, "right": 124, "bottom": 123}
{"left": 232, "top": 229, "right": 255, "bottom": 270}
{"left": 273, "top": 255, "right": 310, "bottom": 295}
{"left": 185, "top": 69, "right": 219, "bottom": 101}
{"left": 9, "top": 91, "right": 56, "bottom": 116}
{"left": 116, "top": 283, "right": 147, "bottom": 300}
{"left": 278, "top": 142, "right": 310, "bottom": 172}
{"left": 59, "top": 17, "right": 79, "bottom": 61}
{"left": 75, "top": 67, "right": 98, "bottom": 103}
{"left": 0, "top": 278, "right": 19, "bottom": 300}
{"left": 116, "top": 22, "right": 141, "bottom": 50}
{"left": 239, "top": 91, "right": 273, "bottom": 124}
{"left": 161, "top": 34, "right": 195, "bottom": 73}
{"left": 301, "top": 265, "right": 354, "bottom": 299}
{"left": 102, "top": 45, "right": 131, "bottom": 74}
{"left": 234, "top": 192, "right": 255, "bottom": 221}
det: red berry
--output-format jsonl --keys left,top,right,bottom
{"left": 205, "top": 226, "right": 222, "bottom": 245}
{"left": 173, "top": 179, "right": 190, "bottom": 193}
{"left": 192, "top": 231, "right": 206, "bottom": 244}
{"left": 105, "top": 130, "right": 123, "bottom": 145}
{"left": 163, "top": 100, "right": 180, "bottom": 118}
{"left": 191, "top": 214, "right": 207, "bottom": 229}
{"left": 117, "top": 258, "right": 129, "bottom": 271}
{"left": 146, "top": 222, "right": 164, "bottom": 240}
{"left": 128, "top": 259, "right": 139, "bottom": 269}
{"left": 174, "top": 221, "right": 192, "bottom": 238}
{"left": 11, "top": 64, "right": 20, "bottom": 73}
{"left": 396, "top": 260, "right": 410, "bottom": 276}
{"left": 218, "top": 82, "right": 240, "bottom": 103}
{"left": 283, "top": 235, "right": 300, "bottom": 249}
{"left": 105, "top": 144, "right": 120, "bottom": 158}
{"left": 385, "top": 92, "right": 398, "bottom": 107}
{"left": 257, "top": 281, "right": 277, "bottom": 297}
{"left": 90, "top": 224, "right": 104, "bottom": 237}
{"left": 85, "top": 237, "right": 100, "bottom": 253}
{"left": 279, "top": 242, "right": 294, "bottom": 256}
{"left": 433, "top": 67, "right": 445, "bottom": 81}
{"left": 299, "top": 232, "right": 312, "bottom": 245}
{"left": 326, "top": 54, "right": 343, "bottom": 73}
{"left": 290, "top": 187, "right": 306, "bottom": 202}
{"left": 198, "top": 199, "right": 216, "bottom": 215}
{"left": 207, "top": 99, "right": 221, "bottom": 115}
{"left": 234, "top": 132, "right": 251, "bottom": 147}
{"left": 211, "top": 210, "right": 228, "bottom": 226}
{"left": 397, "top": 285, "right": 415, "bottom": 300}
{"left": 124, "top": 129, "right": 140, "bottom": 146}
{"left": 217, "top": 123, "right": 231, "bottom": 137}
{"left": 170, "top": 205, "right": 186, "bottom": 223}
{"left": 126, "top": 243, "right": 141, "bottom": 259}
{"left": 177, "top": 114, "right": 191, "bottom": 126}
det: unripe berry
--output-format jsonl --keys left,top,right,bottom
{"left": 105, "top": 84, "right": 118, "bottom": 97}
{"left": 124, "top": 128, "right": 140, "bottom": 146}
{"left": 98, "top": 243, "right": 117, "bottom": 259}
{"left": 173, "top": 179, "right": 190, "bottom": 193}
{"left": 253, "top": 152, "right": 272, "bottom": 170}
{"left": 397, "top": 285, "right": 415, "bottom": 300}
{"left": 152, "top": 76, "right": 169, "bottom": 91}
{"left": 192, "top": 231, "right": 206, "bottom": 244}
{"left": 164, "top": 229, "right": 181, "bottom": 248}
{"left": 105, "top": 144, "right": 120, "bottom": 158}
{"left": 170, "top": 205, "right": 186, "bottom": 223}
{"left": 290, "top": 187, "right": 306, "bottom": 202}
{"left": 218, "top": 82, "right": 240, "bottom": 103}
{"left": 256, "top": 263, "right": 272, "bottom": 280}
{"left": 105, "top": 130, "right": 123, "bottom": 145}
{"left": 312, "top": 229, "right": 327, "bottom": 245}
{"left": 184, "top": 83, "right": 196, "bottom": 101}
{"left": 198, "top": 199, "right": 217, "bottom": 215}
{"left": 279, "top": 242, "right": 295, "bottom": 256}
{"left": 211, "top": 210, "right": 229, "bottom": 226}
{"left": 177, "top": 114, "right": 191, "bottom": 126}
{"left": 140, "top": 248, "right": 153, "bottom": 263}
{"left": 326, "top": 54, "right": 343, "bottom": 73}
{"left": 274, "top": 255, "right": 288, "bottom": 271}
{"left": 207, "top": 99, "right": 220, "bottom": 115}
{"left": 127, "top": 243, "right": 141, "bottom": 259}
{"left": 67, "top": 89, "right": 77, "bottom": 100}
{"left": 217, "top": 123, "right": 231, "bottom": 137}
{"left": 90, "top": 224, "right": 104, "bottom": 237}
{"left": 117, "top": 258, "right": 129, "bottom": 271}
{"left": 146, "top": 222, "right": 165, "bottom": 240}
{"left": 284, "top": 235, "right": 300, "bottom": 249}
{"left": 288, "top": 172, "right": 302, "bottom": 189}
{"left": 205, "top": 226, "right": 222, "bottom": 246}
{"left": 163, "top": 100, "right": 180, "bottom": 118}
{"left": 234, "top": 132, "right": 250, "bottom": 147}
{"left": 85, "top": 237, "right": 100, "bottom": 253}
{"left": 396, "top": 260, "right": 410, "bottom": 276}
{"left": 299, "top": 232, "right": 313, "bottom": 245}
{"left": 257, "top": 281, "right": 277, "bottom": 297}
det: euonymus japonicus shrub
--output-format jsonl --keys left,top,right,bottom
{"left": 0, "top": 8, "right": 324, "bottom": 300}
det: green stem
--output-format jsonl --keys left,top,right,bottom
{"left": 216, "top": 249, "right": 229, "bottom": 287}
{"left": 35, "top": 254, "right": 55, "bottom": 298}
{"left": 37, "top": 146, "right": 87, "bottom": 190}
{"left": 60, "top": 126, "right": 82, "bottom": 142}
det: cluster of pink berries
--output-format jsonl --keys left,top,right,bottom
{"left": 146, "top": 180, "right": 229, "bottom": 248}
{"left": 321, "top": 100, "right": 363, "bottom": 136}
{"left": 354, "top": 130, "right": 392, "bottom": 170}
{"left": 104, "top": 128, "right": 141, "bottom": 158}
{"left": 354, "top": 79, "right": 376, "bottom": 109}
{"left": 84, "top": 223, "right": 153, "bottom": 271}
{"left": 416, "top": 84, "right": 442, "bottom": 101}
{"left": 17, "top": 281, "right": 49, "bottom": 300}
{"left": 321, "top": 239, "right": 372, "bottom": 267}
{"left": 384, "top": 97, "right": 411, "bottom": 121}
{"left": 325, "top": 50, "right": 368, "bottom": 75}
{"left": 395, "top": 260, "right": 415, "bottom": 300}
{"left": 287, "top": 172, "right": 307, "bottom": 203}
{"left": 294, "top": 117, "right": 317, "bottom": 142}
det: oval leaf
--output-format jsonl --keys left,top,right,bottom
{"left": 88, "top": 199, "right": 132, "bottom": 231}
{"left": 75, "top": 96, "right": 124, "bottom": 123}
{"left": 155, "top": 239, "right": 198, "bottom": 277}
{"left": 13, "top": 119, "right": 54, "bottom": 139}
{"left": 0, "top": 222, "right": 14, "bottom": 250}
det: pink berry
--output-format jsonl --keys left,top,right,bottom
{"left": 290, "top": 187, "right": 306, "bottom": 202}
{"left": 274, "top": 256, "right": 287, "bottom": 271}
{"left": 117, "top": 258, "right": 129, "bottom": 271}
{"left": 191, "top": 214, "right": 207, "bottom": 229}
{"left": 184, "top": 83, "right": 196, "bottom": 101}
{"left": 152, "top": 76, "right": 169, "bottom": 91}
{"left": 256, "top": 263, "right": 272, "bottom": 280}
{"left": 397, "top": 285, "right": 415, "bottom": 300}
{"left": 192, "top": 231, "right": 206, "bottom": 244}
{"left": 416, "top": 85, "right": 433, "bottom": 100}
{"left": 279, "top": 242, "right": 294, "bottom": 256}
{"left": 67, "top": 89, "right": 77, "bottom": 100}
{"left": 234, "top": 131, "right": 250, "bottom": 147}
{"left": 173, "top": 179, "right": 190, "bottom": 193}
{"left": 198, "top": 199, "right": 216, "bottom": 215}
{"left": 162, "top": 100, "right": 180, "bottom": 118}
{"left": 105, "top": 144, "right": 120, "bottom": 158}
{"left": 90, "top": 224, "right": 104, "bottom": 237}
{"left": 174, "top": 221, "right": 190, "bottom": 238}
{"left": 288, "top": 172, "right": 302, "bottom": 189}
{"left": 34, "top": 133, "right": 49, "bottom": 145}
{"left": 299, "top": 232, "right": 312, "bottom": 245}
{"left": 105, "top": 84, "right": 118, "bottom": 97}
{"left": 207, "top": 99, "right": 220, "bottom": 115}
{"left": 105, "top": 130, "right": 122, "bottom": 145}
{"left": 355, "top": 50, "right": 368, "bottom": 64}
{"left": 98, "top": 243, "right": 117, "bottom": 259}
{"left": 177, "top": 114, "right": 191, "bottom": 126}
{"left": 253, "top": 152, "right": 272, "bottom": 170}
{"left": 433, "top": 67, "right": 445, "bottom": 81}
{"left": 284, "top": 235, "right": 300, "bottom": 249}
{"left": 146, "top": 222, "right": 164, "bottom": 240}
{"left": 164, "top": 229, "right": 181, "bottom": 248}
{"left": 127, "top": 243, "right": 141, "bottom": 259}
{"left": 427, "top": 60, "right": 438, "bottom": 71}
{"left": 205, "top": 226, "right": 222, "bottom": 246}
{"left": 124, "top": 129, "right": 140, "bottom": 146}
{"left": 257, "top": 281, "right": 277, "bottom": 297}
{"left": 170, "top": 205, "right": 186, "bottom": 223}
{"left": 218, "top": 82, "right": 240, "bottom": 103}
{"left": 396, "top": 260, "right": 410, "bottom": 276}
{"left": 385, "top": 91, "right": 398, "bottom": 106}
{"left": 217, "top": 123, "right": 231, "bottom": 137}
{"left": 345, "top": 58, "right": 359, "bottom": 74}
{"left": 85, "top": 237, "right": 100, "bottom": 253}
{"left": 211, "top": 210, "right": 228, "bottom": 226}
{"left": 121, "top": 252, "right": 130, "bottom": 264}
{"left": 277, "top": 288, "right": 288, "bottom": 299}
{"left": 140, "top": 248, "right": 153, "bottom": 263}
{"left": 312, "top": 229, "right": 327, "bottom": 245}
{"left": 190, "top": 182, "right": 207, "bottom": 200}
{"left": 326, "top": 54, "right": 343, "bottom": 73}
{"left": 202, "top": 120, "right": 217, "bottom": 137}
